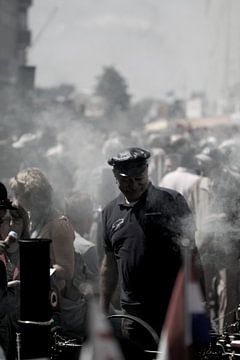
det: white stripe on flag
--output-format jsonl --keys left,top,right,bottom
{"left": 157, "top": 330, "right": 169, "bottom": 360}
{"left": 188, "top": 283, "right": 205, "bottom": 314}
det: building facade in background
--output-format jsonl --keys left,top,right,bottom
{"left": 0, "top": 0, "right": 34, "bottom": 111}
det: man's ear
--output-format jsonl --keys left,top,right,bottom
{"left": 113, "top": 171, "right": 119, "bottom": 185}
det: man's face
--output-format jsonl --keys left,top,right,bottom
{"left": 114, "top": 168, "right": 149, "bottom": 202}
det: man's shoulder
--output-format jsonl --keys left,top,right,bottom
{"left": 149, "top": 183, "right": 180, "bottom": 200}
{"left": 50, "top": 215, "right": 72, "bottom": 227}
{"left": 43, "top": 214, "right": 75, "bottom": 239}
{"left": 102, "top": 194, "right": 122, "bottom": 212}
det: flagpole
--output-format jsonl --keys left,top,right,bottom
{"left": 183, "top": 238, "right": 192, "bottom": 360}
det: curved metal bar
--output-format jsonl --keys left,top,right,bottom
{"left": 18, "top": 318, "right": 54, "bottom": 326}
{"left": 107, "top": 314, "right": 160, "bottom": 346}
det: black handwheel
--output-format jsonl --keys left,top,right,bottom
{"left": 107, "top": 313, "right": 159, "bottom": 346}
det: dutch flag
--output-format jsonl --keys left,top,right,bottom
{"left": 157, "top": 247, "right": 210, "bottom": 360}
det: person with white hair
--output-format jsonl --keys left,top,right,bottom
{"left": 9, "top": 168, "right": 80, "bottom": 337}
{"left": 10, "top": 168, "right": 75, "bottom": 292}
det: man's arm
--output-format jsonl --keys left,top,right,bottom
{"left": 99, "top": 251, "right": 118, "bottom": 314}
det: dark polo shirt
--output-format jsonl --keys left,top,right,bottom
{"left": 102, "top": 182, "right": 195, "bottom": 331}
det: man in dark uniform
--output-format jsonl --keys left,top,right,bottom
{"left": 99, "top": 147, "right": 197, "bottom": 349}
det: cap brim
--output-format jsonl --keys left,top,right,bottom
{"left": 117, "top": 165, "right": 147, "bottom": 177}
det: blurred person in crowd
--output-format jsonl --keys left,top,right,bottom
{"left": 189, "top": 148, "right": 240, "bottom": 333}
{"left": 219, "top": 138, "right": 240, "bottom": 173}
{"left": 9, "top": 168, "right": 87, "bottom": 338}
{"left": 100, "top": 147, "right": 200, "bottom": 350}
{"left": 89, "top": 135, "right": 125, "bottom": 215}
{"left": 148, "top": 148, "right": 166, "bottom": 185}
{"left": 162, "top": 152, "right": 181, "bottom": 176}
{"left": 64, "top": 191, "right": 99, "bottom": 297}
{"left": 169, "top": 133, "right": 191, "bottom": 156}
{"left": 99, "top": 135, "right": 125, "bottom": 208}
{"left": 146, "top": 133, "right": 167, "bottom": 150}
{"left": 145, "top": 133, "right": 168, "bottom": 185}
{"left": 159, "top": 149, "right": 200, "bottom": 202}
{"left": 0, "top": 182, "right": 30, "bottom": 360}
{"left": 198, "top": 136, "right": 218, "bottom": 154}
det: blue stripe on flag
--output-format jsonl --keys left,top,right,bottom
{"left": 192, "top": 313, "right": 211, "bottom": 347}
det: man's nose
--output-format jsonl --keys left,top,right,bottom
{"left": 127, "top": 178, "right": 138, "bottom": 186}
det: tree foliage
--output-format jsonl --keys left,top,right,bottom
{"left": 94, "top": 66, "right": 131, "bottom": 113}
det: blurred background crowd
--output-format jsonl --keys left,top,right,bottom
{"left": 2, "top": 1, "right": 240, "bottom": 357}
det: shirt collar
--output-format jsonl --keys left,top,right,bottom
{"left": 117, "top": 182, "right": 151, "bottom": 208}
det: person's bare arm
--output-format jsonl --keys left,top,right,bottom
{"left": 99, "top": 252, "right": 118, "bottom": 314}
{"left": 51, "top": 218, "right": 75, "bottom": 282}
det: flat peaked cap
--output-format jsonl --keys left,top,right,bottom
{"left": 108, "top": 147, "right": 151, "bottom": 177}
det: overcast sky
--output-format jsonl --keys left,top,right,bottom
{"left": 28, "top": 0, "right": 239, "bottom": 101}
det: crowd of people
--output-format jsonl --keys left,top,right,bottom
{"left": 1, "top": 124, "right": 240, "bottom": 359}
